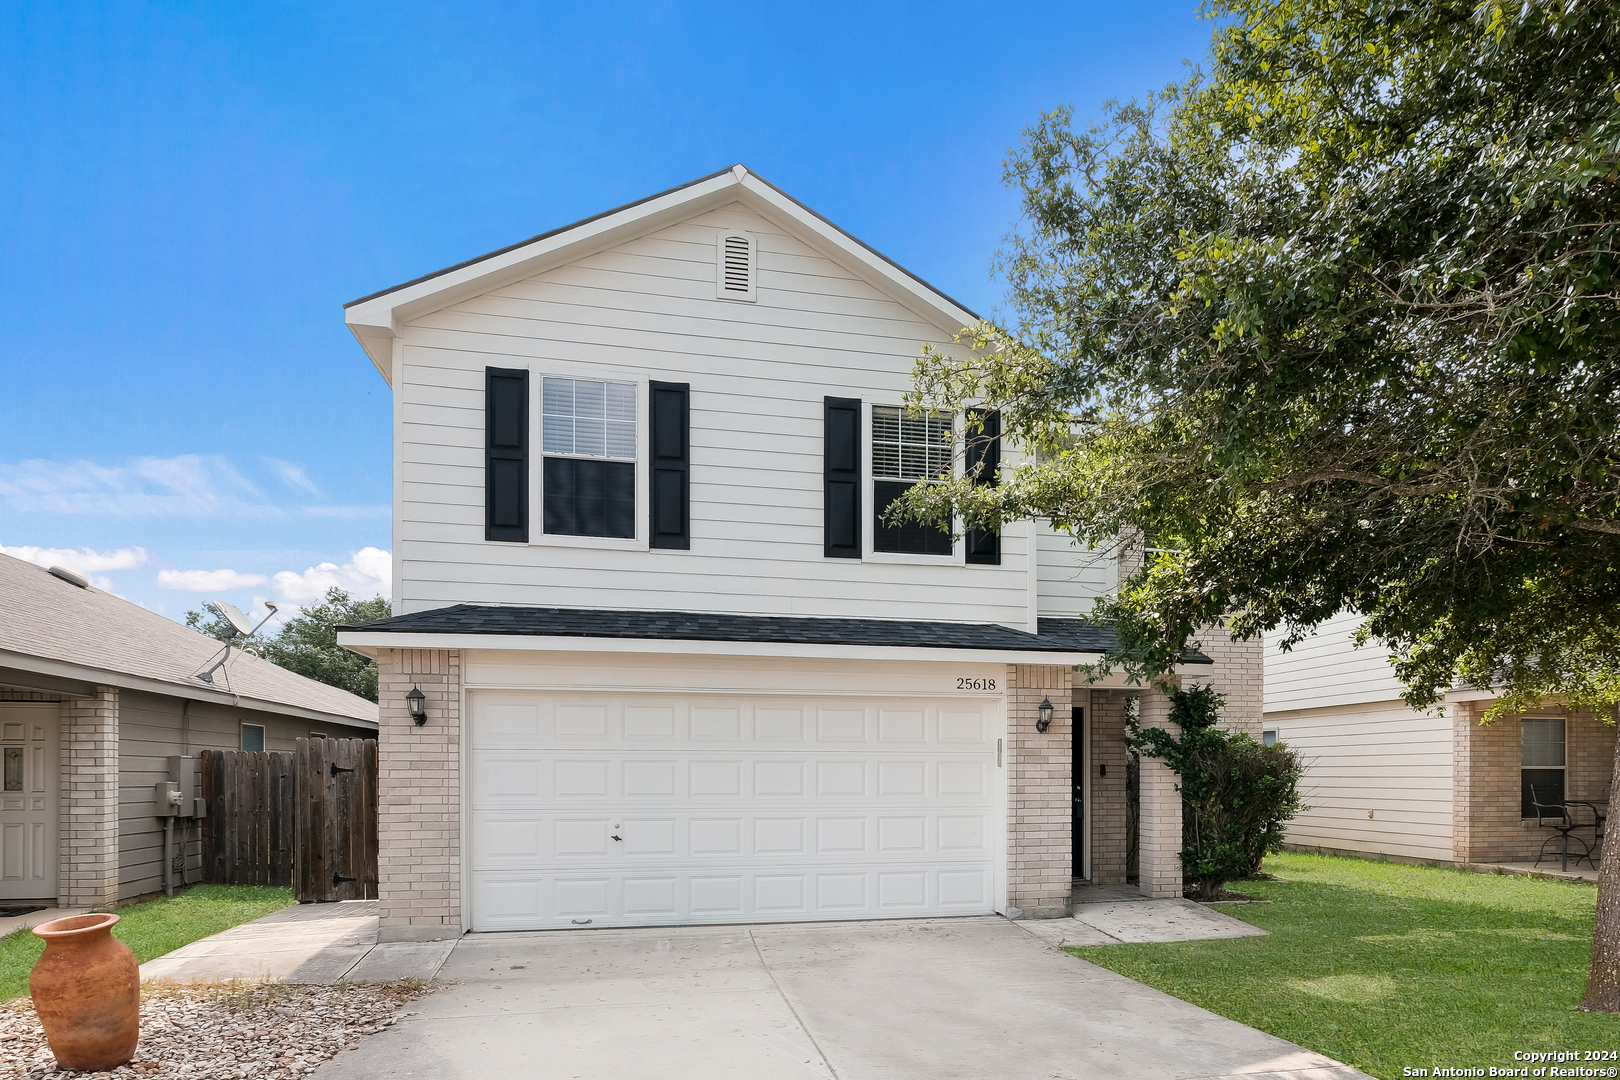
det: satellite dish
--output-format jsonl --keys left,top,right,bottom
{"left": 212, "top": 601, "right": 255, "bottom": 638}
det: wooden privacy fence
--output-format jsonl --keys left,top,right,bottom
{"left": 200, "top": 738, "right": 379, "bottom": 903}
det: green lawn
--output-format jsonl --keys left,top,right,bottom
{"left": 1067, "top": 852, "right": 1619, "bottom": 1080}
{"left": 0, "top": 885, "right": 294, "bottom": 1001}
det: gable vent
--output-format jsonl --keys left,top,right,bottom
{"left": 716, "top": 231, "right": 756, "bottom": 302}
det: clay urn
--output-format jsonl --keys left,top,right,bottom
{"left": 30, "top": 913, "right": 139, "bottom": 1071}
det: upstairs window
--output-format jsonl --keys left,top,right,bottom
{"left": 872, "top": 406, "right": 952, "bottom": 556}
{"left": 542, "top": 378, "right": 636, "bottom": 538}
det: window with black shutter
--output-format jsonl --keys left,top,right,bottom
{"left": 540, "top": 377, "right": 636, "bottom": 539}
{"left": 824, "top": 397, "right": 861, "bottom": 558}
{"left": 485, "top": 367, "right": 528, "bottom": 542}
{"left": 649, "top": 381, "right": 689, "bottom": 549}
{"left": 964, "top": 408, "right": 1000, "bottom": 565}
{"left": 872, "top": 405, "right": 952, "bottom": 555}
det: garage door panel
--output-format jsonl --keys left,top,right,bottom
{"left": 470, "top": 861, "right": 996, "bottom": 930}
{"left": 470, "top": 694, "right": 997, "bottom": 752}
{"left": 469, "top": 690, "right": 999, "bottom": 930}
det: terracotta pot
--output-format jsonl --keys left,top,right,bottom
{"left": 30, "top": 913, "right": 139, "bottom": 1071}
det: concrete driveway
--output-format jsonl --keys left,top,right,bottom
{"left": 312, "top": 916, "right": 1366, "bottom": 1080}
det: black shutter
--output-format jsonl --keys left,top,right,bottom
{"left": 964, "top": 407, "right": 1001, "bottom": 565}
{"left": 485, "top": 367, "right": 528, "bottom": 542}
{"left": 824, "top": 397, "right": 861, "bottom": 558}
{"left": 650, "top": 381, "right": 690, "bottom": 549}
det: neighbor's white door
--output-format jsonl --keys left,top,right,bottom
{"left": 0, "top": 705, "right": 58, "bottom": 901}
{"left": 468, "top": 690, "right": 1000, "bottom": 931}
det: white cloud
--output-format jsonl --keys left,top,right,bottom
{"left": 262, "top": 458, "right": 323, "bottom": 497}
{"left": 0, "top": 455, "right": 279, "bottom": 518}
{"left": 271, "top": 547, "right": 391, "bottom": 601}
{"left": 156, "top": 568, "right": 271, "bottom": 592}
{"left": 0, "top": 544, "right": 150, "bottom": 573}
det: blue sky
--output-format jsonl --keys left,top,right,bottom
{"left": 0, "top": 0, "right": 1211, "bottom": 626}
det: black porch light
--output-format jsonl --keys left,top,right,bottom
{"left": 1036, "top": 697, "right": 1054, "bottom": 733}
{"left": 406, "top": 685, "right": 427, "bottom": 726}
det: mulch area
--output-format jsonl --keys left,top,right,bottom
{"left": 0, "top": 981, "right": 432, "bottom": 1079}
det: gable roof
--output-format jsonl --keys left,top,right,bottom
{"left": 0, "top": 554, "right": 378, "bottom": 727}
{"left": 343, "top": 165, "right": 982, "bottom": 383}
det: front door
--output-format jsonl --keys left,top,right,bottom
{"left": 0, "top": 705, "right": 58, "bottom": 901}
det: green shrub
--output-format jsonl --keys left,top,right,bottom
{"left": 1128, "top": 684, "right": 1305, "bottom": 900}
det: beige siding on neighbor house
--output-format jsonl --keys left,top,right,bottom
{"left": 1271, "top": 701, "right": 1454, "bottom": 863}
{"left": 1265, "top": 612, "right": 1405, "bottom": 713}
{"left": 392, "top": 203, "right": 1034, "bottom": 627}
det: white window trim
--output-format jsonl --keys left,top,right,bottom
{"left": 862, "top": 402, "right": 962, "bottom": 565}
{"left": 528, "top": 370, "right": 650, "bottom": 552}
{"left": 715, "top": 230, "right": 757, "bottom": 302}
{"left": 1520, "top": 716, "right": 1567, "bottom": 817}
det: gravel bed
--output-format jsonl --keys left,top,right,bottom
{"left": 0, "top": 981, "right": 432, "bottom": 1079}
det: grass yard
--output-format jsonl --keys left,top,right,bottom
{"left": 0, "top": 885, "right": 294, "bottom": 1002}
{"left": 1068, "top": 852, "right": 1618, "bottom": 1080}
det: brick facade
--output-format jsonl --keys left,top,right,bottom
{"left": 1136, "top": 685, "right": 1183, "bottom": 898}
{"left": 1088, "top": 690, "right": 1130, "bottom": 884}
{"left": 60, "top": 686, "right": 119, "bottom": 908}
{"left": 376, "top": 648, "right": 463, "bottom": 941}
{"left": 1005, "top": 663, "right": 1072, "bottom": 918}
{"left": 1453, "top": 701, "right": 1616, "bottom": 865}
{"left": 1195, "top": 633, "right": 1264, "bottom": 737}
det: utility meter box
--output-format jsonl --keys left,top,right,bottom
{"left": 162, "top": 756, "right": 201, "bottom": 818}
{"left": 153, "top": 781, "right": 184, "bottom": 817}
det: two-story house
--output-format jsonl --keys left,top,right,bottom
{"left": 336, "top": 165, "right": 1264, "bottom": 941}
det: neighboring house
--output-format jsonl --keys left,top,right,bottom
{"left": 336, "top": 165, "right": 1264, "bottom": 941}
{"left": 0, "top": 553, "right": 379, "bottom": 907}
{"left": 1265, "top": 611, "right": 1615, "bottom": 867}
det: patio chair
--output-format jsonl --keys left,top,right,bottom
{"left": 1531, "top": 788, "right": 1595, "bottom": 872}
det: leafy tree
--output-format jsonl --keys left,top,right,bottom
{"left": 899, "top": 1, "right": 1620, "bottom": 1007}
{"left": 184, "top": 589, "right": 390, "bottom": 701}
{"left": 1128, "top": 685, "right": 1304, "bottom": 900}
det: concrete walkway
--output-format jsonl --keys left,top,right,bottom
{"left": 0, "top": 906, "right": 88, "bottom": 938}
{"left": 309, "top": 917, "right": 1365, "bottom": 1080}
{"left": 139, "top": 902, "right": 455, "bottom": 985}
{"left": 1020, "top": 896, "right": 1270, "bottom": 949}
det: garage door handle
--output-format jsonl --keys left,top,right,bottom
{"left": 612, "top": 834, "right": 623, "bottom": 841}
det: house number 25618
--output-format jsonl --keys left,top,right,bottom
{"left": 956, "top": 677, "right": 997, "bottom": 691}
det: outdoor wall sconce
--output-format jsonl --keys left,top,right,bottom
{"left": 1036, "top": 697, "right": 1054, "bottom": 733}
{"left": 406, "top": 685, "right": 427, "bottom": 726}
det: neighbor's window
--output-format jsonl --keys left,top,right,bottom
{"left": 1262, "top": 730, "right": 1279, "bottom": 747}
{"left": 542, "top": 377, "right": 636, "bottom": 538}
{"left": 1521, "top": 717, "right": 1566, "bottom": 816}
{"left": 872, "top": 406, "right": 952, "bottom": 555}
{"left": 310, "top": 731, "right": 327, "bottom": 740}
{"left": 241, "top": 723, "right": 266, "bottom": 753}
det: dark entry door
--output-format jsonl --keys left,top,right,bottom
{"left": 1072, "top": 706, "right": 1085, "bottom": 879}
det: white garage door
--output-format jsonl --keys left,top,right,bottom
{"left": 468, "top": 690, "right": 1001, "bottom": 930}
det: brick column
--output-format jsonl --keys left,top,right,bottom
{"left": 376, "top": 648, "right": 463, "bottom": 941}
{"left": 61, "top": 686, "right": 119, "bottom": 908}
{"left": 1137, "top": 684, "right": 1184, "bottom": 899}
{"left": 1005, "top": 663, "right": 1072, "bottom": 919}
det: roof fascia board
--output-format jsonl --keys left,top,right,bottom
{"left": 336, "top": 630, "right": 1097, "bottom": 666}
{"left": 345, "top": 166, "right": 983, "bottom": 383}
{"left": 0, "top": 649, "right": 378, "bottom": 729}
{"left": 0, "top": 665, "right": 97, "bottom": 698}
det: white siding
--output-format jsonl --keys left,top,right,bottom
{"left": 1271, "top": 702, "right": 1453, "bottom": 863}
{"left": 396, "top": 203, "right": 1034, "bottom": 627}
{"left": 1264, "top": 611, "right": 1405, "bottom": 712}
{"left": 1035, "top": 521, "right": 1114, "bottom": 618}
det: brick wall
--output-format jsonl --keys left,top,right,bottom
{"left": 1453, "top": 701, "right": 1616, "bottom": 864}
{"left": 1136, "top": 685, "right": 1184, "bottom": 898}
{"left": 1006, "top": 663, "right": 1072, "bottom": 917}
{"left": 60, "top": 686, "right": 119, "bottom": 908}
{"left": 376, "top": 648, "right": 463, "bottom": 941}
{"left": 1089, "top": 690, "right": 1130, "bottom": 884}
{"left": 1195, "top": 632, "right": 1264, "bottom": 737}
